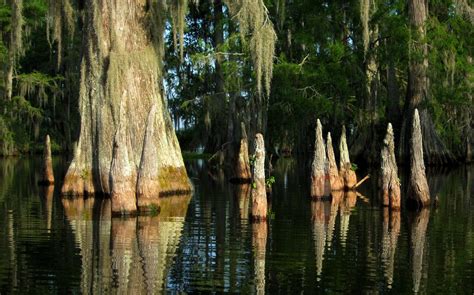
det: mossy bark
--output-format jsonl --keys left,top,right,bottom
{"left": 61, "top": 1, "right": 191, "bottom": 211}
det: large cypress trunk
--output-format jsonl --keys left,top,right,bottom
{"left": 399, "top": 0, "right": 454, "bottom": 165}
{"left": 61, "top": 1, "right": 191, "bottom": 211}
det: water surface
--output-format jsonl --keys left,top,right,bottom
{"left": 0, "top": 157, "right": 473, "bottom": 293}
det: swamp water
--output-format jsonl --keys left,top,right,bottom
{"left": 0, "top": 157, "right": 473, "bottom": 293}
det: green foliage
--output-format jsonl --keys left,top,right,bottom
{"left": 267, "top": 208, "right": 275, "bottom": 220}
{"left": 148, "top": 204, "right": 160, "bottom": 216}
{"left": 350, "top": 163, "right": 358, "bottom": 172}
{"left": 265, "top": 175, "right": 276, "bottom": 187}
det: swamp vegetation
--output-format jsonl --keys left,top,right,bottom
{"left": 0, "top": 0, "right": 473, "bottom": 292}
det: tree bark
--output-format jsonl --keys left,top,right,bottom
{"left": 39, "top": 134, "right": 55, "bottom": 185}
{"left": 408, "top": 109, "right": 430, "bottom": 208}
{"left": 251, "top": 133, "right": 267, "bottom": 221}
{"left": 339, "top": 126, "right": 357, "bottom": 189}
{"left": 61, "top": 1, "right": 191, "bottom": 211}
{"left": 311, "top": 119, "right": 330, "bottom": 198}
{"left": 326, "top": 132, "right": 344, "bottom": 191}
{"left": 231, "top": 122, "right": 251, "bottom": 183}
{"left": 400, "top": 0, "right": 455, "bottom": 165}
{"left": 380, "top": 123, "right": 401, "bottom": 209}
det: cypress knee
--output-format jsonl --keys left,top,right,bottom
{"left": 311, "top": 119, "right": 330, "bottom": 198}
{"left": 339, "top": 126, "right": 357, "bottom": 189}
{"left": 233, "top": 122, "right": 251, "bottom": 183}
{"left": 39, "top": 134, "right": 54, "bottom": 185}
{"left": 110, "top": 125, "right": 137, "bottom": 214}
{"left": 408, "top": 109, "right": 430, "bottom": 208}
{"left": 137, "top": 105, "right": 160, "bottom": 210}
{"left": 251, "top": 133, "right": 267, "bottom": 221}
{"left": 326, "top": 132, "right": 344, "bottom": 191}
{"left": 380, "top": 123, "right": 401, "bottom": 209}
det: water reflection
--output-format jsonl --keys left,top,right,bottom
{"left": 62, "top": 195, "right": 191, "bottom": 294}
{"left": 0, "top": 158, "right": 473, "bottom": 293}
{"left": 233, "top": 184, "right": 251, "bottom": 220}
{"left": 409, "top": 208, "right": 430, "bottom": 294}
{"left": 339, "top": 191, "right": 357, "bottom": 247}
{"left": 39, "top": 185, "right": 54, "bottom": 231}
{"left": 252, "top": 222, "right": 267, "bottom": 295}
{"left": 381, "top": 208, "right": 400, "bottom": 288}
{"left": 311, "top": 193, "right": 341, "bottom": 279}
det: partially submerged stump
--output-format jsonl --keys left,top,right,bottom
{"left": 39, "top": 134, "right": 54, "bottom": 185}
{"left": 339, "top": 126, "right": 357, "bottom": 189}
{"left": 110, "top": 126, "right": 138, "bottom": 214}
{"left": 311, "top": 119, "right": 330, "bottom": 198}
{"left": 231, "top": 122, "right": 251, "bottom": 183}
{"left": 408, "top": 109, "right": 430, "bottom": 208}
{"left": 326, "top": 132, "right": 344, "bottom": 191}
{"left": 136, "top": 105, "right": 160, "bottom": 210}
{"left": 380, "top": 123, "right": 401, "bottom": 210}
{"left": 251, "top": 133, "right": 267, "bottom": 221}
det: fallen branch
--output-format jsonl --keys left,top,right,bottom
{"left": 356, "top": 191, "right": 370, "bottom": 203}
{"left": 353, "top": 174, "right": 370, "bottom": 189}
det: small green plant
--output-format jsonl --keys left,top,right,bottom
{"left": 267, "top": 208, "right": 276, "bottom": 220}
{"left": 249, "top": 154, "right": 256, "bottom": 167}
{"left": 252, "top": 181, "right": 257, "bottom": 189}
{"left": 148, "top": 204, "right": 160, "bottom": 216}
{"left": 80, "top": 169, "right": 90, "bottom": 180}
{"left": 266, "top": 175, "right": 275, "bottom": 187}
{"left": 350, "top": 163, "right": 358, "bottom": 171}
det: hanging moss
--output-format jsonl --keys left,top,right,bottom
{"left": 224, "top": 0, "right": 276, "bottom": 97}
{"left": 47, "top": 0, "right": 75, "bottom": 68}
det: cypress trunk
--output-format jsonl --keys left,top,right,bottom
{"left": 61, "top": 1, "right": 191, "bottom": 212}
{"left": 326, "top": 132, "right": 344, "bottom": 191}
{"left": 311, "top": 119, "right": 330, "bottom": 198}
{"left": 251, "top": 133, "right": 267, "bottom": 221}
{"left": 380, "top": 124, "right": 401, "bottom": 209}
{"left": 400, "top": 0, "right": 454, "bottom": 165}
{"left": 231, "top": 122, "right": 251, "bottom": 183}
{"left": 408, "top": 109, "right": 430, "bottom": 208}
{"left": 339, "top": 126, "right": 357, "bottom": 189}
{"left": 39, "top": 134, "right": 55, "bottom": 185}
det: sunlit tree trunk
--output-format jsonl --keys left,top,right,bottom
{"left": 61, "top": 1, "right": 191, "bottom": 212}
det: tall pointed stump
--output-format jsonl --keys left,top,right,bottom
{"left": 136, "top": 105, "right": 160, "bottom": 210}
{"left": 380, "top": 123, "right": 401, "bottom": 209}
{"left": 232, "top": 122, "right": 251, "bottom": 183}
{"left": 39, "top": 134, "right": 54, "bottom": 185}
{"left": 251, "top": 133, "right": 267, "bottom": 221}
{"left": 408, "top": 109, "right": 430, "bottom": 208}
{"left": 339, "top": 126, "right": 357, "bottom": 189}
{"left": 311, "top": 119, "right": 330, "bottom": 198}
{"left": 327, "top": 132, "right": 344, "bottom": 191}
